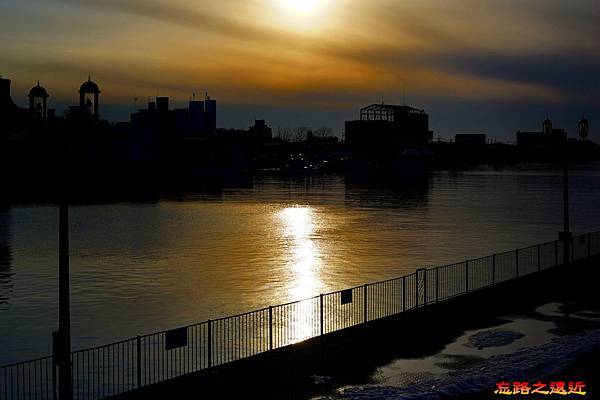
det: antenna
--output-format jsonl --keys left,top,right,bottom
{"left": 192, "top": 92, "right": 196, "bottom": 101}
{"left": 133, "top": 96, "right": 138, "bottom": 111}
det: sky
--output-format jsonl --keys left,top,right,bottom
{"left": 1, "top": 0, "right": 599, "bottom": 140}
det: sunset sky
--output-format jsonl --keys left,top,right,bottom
{"left": 1, "top": 0, "right": 599, "bottom": 139}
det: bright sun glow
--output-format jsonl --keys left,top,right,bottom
{"left": 283, "top": 0, "right": 322, "bottom": 14}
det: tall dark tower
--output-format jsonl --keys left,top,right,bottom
{"left": 1, "top": 76, "right": 28, "bottom": 134}
{"left": 579, "top": 117, "right": 589, "bottom": 140}
{"left": 28, "top": 81, "right": 49, "bottom": 118}
{"left": 204, "top": 93, "right": 217, "bottom": 136}
{"left": 543, "top": 117, "right": 552, "bottom": 134}
{"left": 79, "top": 75, "right": 100, "bottom": 117}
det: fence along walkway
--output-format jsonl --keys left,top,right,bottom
{"left": 2, "top": 231, "right": 600, "bottom": 400}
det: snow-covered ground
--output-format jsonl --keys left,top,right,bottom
{"left": 334, "top": 328, "right": 600, "bottom": 399}
{"left": 467, "top": 329, "right": 524, "bottom": 349}
{"left": 313, "top": 303, "right": 600, "bottom": 400}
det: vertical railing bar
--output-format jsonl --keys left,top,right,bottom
{"left": 319, "top": 294, "right": 324, "bottom": 337}
{"left": 424, "top": 269, "right": 428, "bottom": 304}
{"left": 435, "top": 267, "right": 439, "bottom": 302}
{"left": 402, "top": 275, "right": 406, "bottom": 312}
{"left": 136, "top": 336, "right": 141, "bottom": 390}
{"left": 363, "top": 284, "right": 368, "bottom": 323}
{"left": 516, "top": 248, "right": 520, "bottom": 278}
{"left": 268, "top": 306, "right": 273, "bottom": 352}
{"left": 465, "top": 260, "right": 469, "bottom": 293}
{"left": 207, "top": 320, "right": 212, "bottom": 370}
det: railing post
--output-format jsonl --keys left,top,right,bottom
{"left": 52, "top": 333, "right": 58, "bottom": 400}
{"left": 207, "top": 319, "right": 212, "bottom": 369}
{"left": 537, "top": 244, "right": 541, "bottom": 271}
{"left": 415, "top": 273, "right": 419, "bottom": 307}
{"left": 363, "top": 285, "right": 368, "bottom": 324}
{"left": 588, "top": 233, "right": 592, "bottom": 258}
{"left": 465, "top": 261, "right": 469, "bottom": 293}
{"left": 402, "top": 276, "right": 406, "bottom": 312}
{"left": 435, "top": 267, "right": 439, "bottom": 303}
{"left": 492, "top": 254, "right": 496, "bottom": 285}
{"left": 515, "top": 249, "right": 519, "bottom": 278}
{"left": 136, "top": 336, "right": 141, "bottom": 389}
{"left": 268, "top": 306, "right": 273, "bottom": 351}
{"left": 424, "top": 270, "right": 428, "bottom": 304}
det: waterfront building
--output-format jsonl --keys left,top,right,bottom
{"left": 248, "top": 119, "right": 272, "bottom": 143}
{"left": 0, "top": 77, "right": 29, "bottom": 135}
{"left": 28, "top": 81, "right": 49, "bottom": 119}
{"left": 455, "top": 134, "right": 486, "bottom": 147}
{"left": 204, "top": 96, "right": 217, "bottom": 136}
{"left": 345, "top": 103, "right": 433, "bottom": 150}
{"left": 79, "top": 76, "right": 101, "bottom": 117}
{"left": 517, "top": 118, "right": 567, "bottom": 147}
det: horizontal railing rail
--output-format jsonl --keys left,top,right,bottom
{"left": 2, "top": 231, "right": 599, "bottom": 400}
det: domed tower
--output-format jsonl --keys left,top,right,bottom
{"left": 543, "top": 117, "right": 552, "bottom": 135}
{"left": 79, "top": 75, "right": 100, "bottom": 117}
{"left": 28, "top": 81, "right": 49, "bottom": 118}
{"left": 579, "top": 117, "right": 589, "bottom": 140}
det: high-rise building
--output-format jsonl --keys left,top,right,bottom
{"left": 156, "top": 97, "right": 169, "bottom": 113}
{"left": 204, "top": 97, "right": 217, "bottom": 136}
{"left": 189, "top": 100, "right": 205, "bottom": 137}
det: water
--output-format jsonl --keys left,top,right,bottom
{"left": 1, "top": 164, "right": 600, "bottom": 364}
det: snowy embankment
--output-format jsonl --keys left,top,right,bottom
{"left": 467, "top": 329, "right": 525, "bottom": 349}
{"left": 337, "top": 328, "right": 600, "bottom": 400}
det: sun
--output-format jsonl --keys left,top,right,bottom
{"left": 281, "top": 0, "right": 324, "bottom": 15}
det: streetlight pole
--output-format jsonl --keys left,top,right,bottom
{"left": 560, "top": 130, "right": 571, "bottom": 266}
{"left": 58, "top": 202, "right": 72, "bottom": 400}
{"left": 562, "top": 157, "right": 570, "bottom": 265}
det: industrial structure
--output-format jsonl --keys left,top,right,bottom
{"left": 345, "top": 103, "right": 433, "bottom": 150}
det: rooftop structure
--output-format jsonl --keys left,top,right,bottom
{"left": 346, "top": 103, "right": 433, "bottom": 151}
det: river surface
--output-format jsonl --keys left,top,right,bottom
{"left": 1, "top": 164, "right": 600, "bottom": 364}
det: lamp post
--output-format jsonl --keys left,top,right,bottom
{"left": 561, "top": 153, "right": 571, "bottom": 265}
{"left": 58, "top": 202, "right": 72, "bottom": 400}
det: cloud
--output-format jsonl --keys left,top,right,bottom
{"left": 4, "top": 0, "right": 599, "bottom": 135}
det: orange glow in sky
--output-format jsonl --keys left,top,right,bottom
{"left": 1, "top": 0, "right": 598, "bottom": 133}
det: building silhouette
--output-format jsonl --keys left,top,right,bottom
{"left": 79, "top": 76, "right": 100, "bottom": 117}
{"left": 248, "top": 119, "right": 272, "bottom": 143}
{"left": 455, "top": 134, "right": 486, "bottom": 147}
{"left": 517, "top": 118, "right": 567, "bottom": 147}
{"left": 204, "top": 95, "right": 217, "bottom": 136}
{"left": 579, "top": 117, "right": 589, "bottom": 140}
{"left": 28, "top": 82, "right": 49, "bottom": 119}
{"left": 0, "top": 77, "right": 30, "bottom": 135}
{"left": 345, "top": 103, "right": 433, "bottom": 150}
{"left": 189, "top": 100, "right": 205, "bottom": 137}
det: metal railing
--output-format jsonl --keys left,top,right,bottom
{"left": 2, "top": 231, "right": 599, "bottom": 400}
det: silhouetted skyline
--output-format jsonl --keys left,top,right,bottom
{"left": 2, "top": 0, "right": 599, "bottom": 139}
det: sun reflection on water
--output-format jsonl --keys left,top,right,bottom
{"left": 278, "top": 206, "right": 323, "bottom": 343}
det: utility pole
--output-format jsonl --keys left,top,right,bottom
{"left": 560, "top": 138, "right": 571, "bottom": 266}
{"left": 58, "top": 202, "right": 72, "bottom": 400}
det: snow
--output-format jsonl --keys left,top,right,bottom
{"left": 331, "top": 328, "right": 600, "bottom": 400}
{"left": 467, "top": 329, "right": 524, "bottom": 349}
